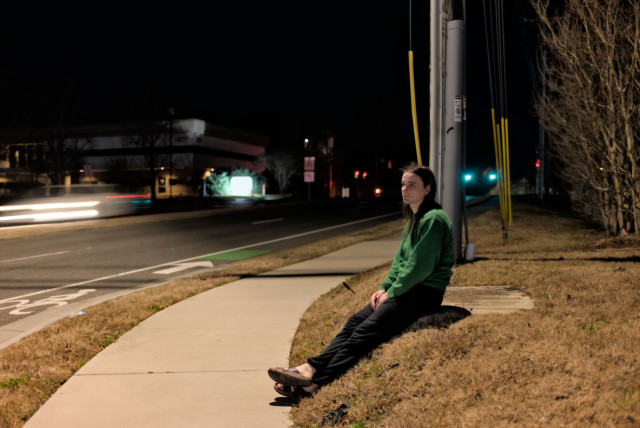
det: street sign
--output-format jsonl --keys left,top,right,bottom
{"left": 304, "top": 171, "right": 315, "bottom": 183}
{"left": 454, "top": 96, "right": 463, "bottom": 123}
{"left": 304, "top": 156, "right": 315, "bottom": 171}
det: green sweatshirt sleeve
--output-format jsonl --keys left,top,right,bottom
{"left": 379, "top": 247, "right": 402, "bottom": 291}
{"left": 384, "top": 216, "right": 447, "bottom": 299}
{"left": 379, "top": 222, "right": 411, "bottom": 291}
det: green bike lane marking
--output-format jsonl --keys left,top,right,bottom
{"left": 200, "top": 249, "right": 270, "bottom": 261}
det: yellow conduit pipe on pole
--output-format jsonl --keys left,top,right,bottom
{"left": 409, "top": 50, "right": 423, "bottom": 165}
{"left": 497, "top": 123, "right": 507, "bottom": 228}
{"left": 504, "top": 118, "right": 513, "bottom": 227}
{"left": 500, "top": 117, "right": 509, "bottom": 227}
{"left": 490, "top": 110, "right": 500, "bottom": 215}
{"left": 491, "top": 108, "right": 506, "bottom": 228}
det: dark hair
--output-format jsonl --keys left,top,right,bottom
{"left": 401, "top": 164, "right": 441, "bottom": 237}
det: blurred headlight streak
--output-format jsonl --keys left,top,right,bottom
{"left": 0, "top": 210, "right": 100, "bottom": 222}
{"left": 0, "top": 201, "right": 100, "bottom": 212}
{"left": 0, "top": 184, "right": 150, "bottom": 224}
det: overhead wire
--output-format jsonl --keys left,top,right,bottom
{"left": 482, "top": 0, "right": 512, "bottom": 242}
{"left": 495, "top": 0, "right": 508, "bottom": 232}
{"left": 499, "top": 0, "right": 513, "bottom": 228}
{"left": 482, "top": 0, "right": 503, "bottom": 226}
{"left": 408, "top": 0, "right": 423, "bottom": 165}
{"left": 498, "top": 0, "right": 513, "bottom": 230}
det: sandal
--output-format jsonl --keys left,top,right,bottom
{"left": 273, "top": 383, "right": 312, "bottom": 401}
{"left": 268, "top": 367, "right": 313, "bottom": 387}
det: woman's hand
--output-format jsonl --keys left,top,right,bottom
{"left": 371, "top": 290, "right": 389, "bottom": 311}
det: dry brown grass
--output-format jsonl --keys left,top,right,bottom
{"left": 289, "top": 200, "right": 640, "bottom": 427}
{"left": 0, "top": 219, "right": 405, "bottom": 427}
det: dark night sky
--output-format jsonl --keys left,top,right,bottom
{"left": 0, "top": 1, "right": 540, "bottom": 180}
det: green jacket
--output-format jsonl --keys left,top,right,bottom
{"left": 379, "top": 209, "right": 454, "bottom": 298}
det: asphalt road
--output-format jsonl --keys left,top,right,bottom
{"left": 0, "top": 199, "right": 402, "bottom": 329}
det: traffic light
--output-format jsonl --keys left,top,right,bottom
{"left": 535, "top": 159, "right": 541, "bottom": 169}
{"left": 354, "top": 170, "right": 360, "bottom": 179}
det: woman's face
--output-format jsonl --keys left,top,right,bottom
{"left": 401, "top": 171, "right": 430, "bottom": 210}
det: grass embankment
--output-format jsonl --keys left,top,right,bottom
{"left": 0, "top": 218, "right": 405, "bottom": 427}
{"left": 289, "top": 200, "right": 640, "bottom": 427}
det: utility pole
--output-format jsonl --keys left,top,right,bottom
{"left": 537, "top": 50, "right": 546, "bottom": 201}
{"left": 441, "top": 20, "right": 465, "bottom": 263}
{"left": 430, "top": 0, "right": 468, "bottom": 263}
{"left": 429, "top": 0, "right": 443, "bottom": 194}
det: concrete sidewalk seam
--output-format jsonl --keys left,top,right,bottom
{"left": 75, "top": 369, "right": 267, "bottom": 376}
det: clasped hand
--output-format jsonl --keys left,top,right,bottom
{"left": 370, "top": 290, "right": 389, "bottom": 311}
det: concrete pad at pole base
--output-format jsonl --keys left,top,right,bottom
{"left": 443, "top": 286, "right": 535, "bottom": 315}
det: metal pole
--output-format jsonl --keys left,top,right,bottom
{"left": 167, "top": 108, "right": 175, "bottom": 200}
{"left": 441, "top": 20, "right": 465, "bottom": 263}
{"left": 538, "top": 50, "right": 546, "bottom": 201}
{"left": 429, "top": 0, "right": 443, "bottom": 200}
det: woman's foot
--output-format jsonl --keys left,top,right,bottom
{"left": 268, "top": 363, "right": 317, "bottom": 388}
{"left": 274, "top": 382, "right": 318, "bottom": 400}
{"left": 293, "top": 363, "right": 316, "bottom": 380}
{"left": 302, "top": 383, "right": 318, "bottom": 394}
{"left": 274, "top": 383, "right": 296, "bottom": 396}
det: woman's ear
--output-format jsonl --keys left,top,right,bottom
{"left": 424, "top": 185, "right": 431, "bottom": 196}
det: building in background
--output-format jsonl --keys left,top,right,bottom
{"left": 0, "top": 119, "right": 269, "bottom": 199}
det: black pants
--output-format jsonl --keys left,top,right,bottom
{"left": 307, "top": 285, "right": 444, "bottom": 386}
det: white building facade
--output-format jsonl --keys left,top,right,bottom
{"left": 0, "top": 119, "right": 270, "bottom": 199}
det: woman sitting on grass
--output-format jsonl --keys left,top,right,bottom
{"left": 269, "top": 164, "right": 454, "bottom": 399}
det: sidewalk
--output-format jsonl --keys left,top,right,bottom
{"left": 24, "top": 231, "right": 533, "bottom": 427}
{"left": 23, "top": 233, "right": 403, "bottom": 427}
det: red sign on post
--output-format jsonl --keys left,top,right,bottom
{"left": 304, "top": 171, "right": 315, "bottom": 183}
{"left": 304, "top": 156, "right": 315, "bottom": 171}
{"left": 304, "top": 156, "right": 315, "bottom": 183}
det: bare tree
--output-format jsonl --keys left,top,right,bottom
{"left": 124, "top": 123, "right": 169, "bottom": 201}
{"left": 532, "top": 0, "right": 640, "bottom": 235}
{"left": 44, "top": 133, "right": 91, "bottom": 185}
{"left": 263, "top": 149, "right": 300, "bottom": 193}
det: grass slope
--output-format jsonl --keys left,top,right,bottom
{"left": 288, "top": 201, "right": 640, "bottom": 427}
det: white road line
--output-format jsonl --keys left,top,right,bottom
{"left": 252, "top": 218, "right": 284, "bottom": 225}
{"left": 1, "top": 251, "right": 70, "bottom": 263}
{"left": 154, "top": 261, "right": 213, "bottom": 275}
{"left": 0, "top": 212, "right": 398, "bottom": 304}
